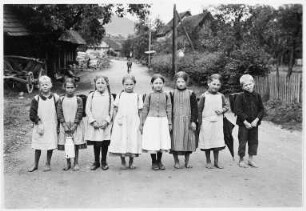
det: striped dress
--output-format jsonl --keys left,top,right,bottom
{"left": 170, "top": 89, "right": 197, "bottom": 155}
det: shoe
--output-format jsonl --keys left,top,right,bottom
{"left": 152, "top": 163, "right": 159, "bottom": 170}
{"left": 101, "top": 163, "right": 109, "bottom": 170}
{"left": 158, "top": 162, "right": 165, "bottom": 170}
{"left": 90, "top": 162, "right": 100, "bottom": 170}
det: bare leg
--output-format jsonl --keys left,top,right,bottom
{"left": 205, "top": 150, "right": 213, "bottom": 169}
{"left": 129, "top": 157, "right": 136, "bottom": 169}
{"left": 185, "top": 153, "right": 192, "bottom": 168}
{"left": 73, "top": 147, "right": 80, "bottom": 171}
{"left": 43, "top": 150, "right": 53, "bottom": 172}
{"left": 239, "top": 156, "right": 248, "bottom": 168}
{"left": 28, "top": 150, "right": 41, "bottom": 172}
{"left": 173, "top": 153, "right": 180, "bottom": 169}
{"left": 120, "top": 156, "right": 128, "bottom": 170}
{"left": 63, "top": 158, "right": 71, "bottom": 171}
{"left": 213, "top": 150, "right": 223, "bottom": 169}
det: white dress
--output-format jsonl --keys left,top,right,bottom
{"left": 31, "top": 95, "right": 58, "bottom": 150}
{"left": 109, "top": 92, "right": 143, "bottom": 156}
{"left": 58, "top": 96, "right": 86, "bottom": 149}
{"left": 198, "top": 92, "right": 225, "bottom": 150}
{"left": 85, "top": 91, "right": 114, "bottom": 142}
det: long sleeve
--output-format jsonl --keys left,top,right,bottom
{"left": 257, "top": 93, "right": 265, "bottom": 120}
{"left": 190, "top": 91, "right": 198, "bottom": 123}
{"left": 166, "top": 92, "right": 172, "bottom": 125}
{"left": 235, "top": 93, "right": 248, "bottom": 122}
{"left": 86, "top": 92, "right": 95, "bottom": 124}
{"left": 29, "top": 97, "right": 40, "bottom": 124}
{"left": 105, "top": 94, "right": 114, "bottom": 123}
{"left": 221, "top": 94, "right": 229, "bottom": 113}
{"left": 74, "top": 97, "right": 84, "bottom": 125}
{"left": 140, "top": 93, "right": 150, "bottom": 126}
{"left": 197, "top": 94, "right": 205, "bottom": 126}
{"left": 57, "top": 98, "right": 65, "bottom": 123}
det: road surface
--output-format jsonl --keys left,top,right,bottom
{"left": 3, "top": 60, "right": 303, "bottom": 208}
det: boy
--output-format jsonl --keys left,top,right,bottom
{"left": 234, "top": 74, "right": 265, "bottom": 168}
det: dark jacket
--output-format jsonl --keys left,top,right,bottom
{"left": 57, "top": 96, "right": 83, "bottom": 125}
{"left": 234, "top": 90, "right": 265, "bottom": 126}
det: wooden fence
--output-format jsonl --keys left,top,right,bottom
{"left": 254, "top": 72, "right": 302, "bottom": 103}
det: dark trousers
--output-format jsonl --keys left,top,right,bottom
{"left": 93, "top": 140, "right": 110, "bottom": 165}
{"left": 238, "top": 126, "right": 258, "bottom": 158}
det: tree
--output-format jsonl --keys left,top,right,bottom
{"left": 12, "top": 4, "right": 151, "bottom": 45}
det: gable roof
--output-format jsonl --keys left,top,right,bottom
{"left": 179, "top": 11, "right": 213, "bottom": 30}
{"left": 3, "top": 6, "right": 32, "bottom": 36}
{"left": 58, "top": 30, "right": 86, "bottom": 45}
{"left": 157, "top": 11, "right": 191, "bottom": 37}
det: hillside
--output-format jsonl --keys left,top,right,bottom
{"left": 104, "top": 16, "right": 135, "bottom": 37}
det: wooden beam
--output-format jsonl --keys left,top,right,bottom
{"left": 176, "top": 10, "right": 195, "bottom": 51}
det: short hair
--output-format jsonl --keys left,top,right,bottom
{"left": 150, "top": 74, "right": 165, "bottom": 84}
{"left": 64, "top": 77, "right": 77, "bottom": 88}
{"left": 239, "top": 74, "right": 254, "bottom": 86}
{"left": 39, "top": 75, "right": 52, "bottom": 88}
{"left": 174, "top": 71, "right": 189, "bottom": 83}
{"left": 208, "top": 74, "right": 222, "bottom": 84}
{"left": 122, "top": 74, "right": 136, "bottom": 84}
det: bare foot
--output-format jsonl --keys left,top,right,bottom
{"left": 248, "top": 160, "right": 258, "bottom": 168}
{"left": 214, "top": 164, "right": 224, "bottom": 169}
{"left": 185, "top": 163, "right": 193, "bottom": 168}
{"left": 174, "top": 163, "right": 180, "bottom": 169}
{"left": 120, "top": 164, "right": 128, "bottom": 170}
{"left": 129, "top": 164, "right": 136, "bottom": 170}
{"left": 72, "top": 164, "right": 80, "bottom": 171}
{"left": 43, "top": 165, "right": 51, "bottom": 172}
{"left": 206, "top": 163, "right": 214, "bottom": 169}
{"left": 239, "top": 161, "right": 248, "bottom": 168}
{"left": 62, "top": 165, "right": 71, "bottom": 171}
{"left": 28, "top": 166, "right": 38, "bottom": 172}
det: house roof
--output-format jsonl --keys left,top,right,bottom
{"left": 157, "top": 11, "right": 191, "bottom": 37}
{"left": 58, "top": 30, "right": 86, "bottom": 45}
{"left": 3, "top": 6, "right": 32, "bottom": 36}
{"left": 179, "top": 11, "right": 213, "bottom": 29}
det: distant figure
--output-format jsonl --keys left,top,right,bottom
{"left": 127, "top": 59, "right": 132, "bottom": 73}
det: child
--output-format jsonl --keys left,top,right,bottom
{"left": 85, "top": 75, "right": 114, "bottom": 170}
{"left": 109, "top": 75, "right": 143, "bottom": 169}
{"left": 57, "top": 78, "right": 86, "bottom": 171}
{"left": 28, "top": 76, "right": 59, "bottom": 172}
{"left": 198, "top": 74, "right": 229, "bottom": 169}
{"left": 127, "top": 59, "right": 132, "bottom": 73}
{"left": 170, "top": 71, "right": 198, "bottom": 169}
{"left": 234, "top": 74, "right": 265, "bottom": 168}
{"left": 140, "top": 74, "right": 172, "bottom": 170}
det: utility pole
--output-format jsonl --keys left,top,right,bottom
{"left": 148, "top": 19, "right": 151, "bottom": 70}
{"left": 172, "top": 4, "right": 177, "bottom": 75}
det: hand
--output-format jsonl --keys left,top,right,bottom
{"left": 243, "top": 120, "right": 252, "bottom": 129}
{"left": 251, "top": 118, "right": 259, "bottom": 128}
{"left": 70, "top": 124, "right": 77, "bottom": 133}
{"left": 63, "top": 123, "right": 70, "bottom": 133}
{"left": 215, "top": 109, "right": 223, "bottom": 115}
{"left": 139, "top": 125, "right": 143, "bottom": 134}
{"left": 169, "top": 124, "right": 172, "bottom": 132}
{"left": 190, "top": 122, "right": 197, "bottom": 131}
{"left": 37, "top": 123, "right": 44, "bottom": 135}
{"left": 92, "top": 121, "right": 100, "bottom": 129}
{"left": 100, "top": 120, "right": 108, "bottom": 129}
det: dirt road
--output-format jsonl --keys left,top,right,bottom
{"left": 3, "top": 60, "right": 303, "bottom": 208}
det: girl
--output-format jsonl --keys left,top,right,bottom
{"left": 28, "top": 76, "right": 59, "bottom": 172}
{"left": 109, "top": 75, "right": 143, "bottom": 169}
{"left": 57, "top": 78, "right": 86, "bottom": 171}
{"left": 140, "top": 74, "right": 172, "bottom": 170}
{"left": 85, "top": 75, "right": 114, "bottom": 170}
{"left": 170, "top": 71, "right": 198, "bottom": 169}
{"left": 198, "top": 74, "right": 229, "bottom": 169}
